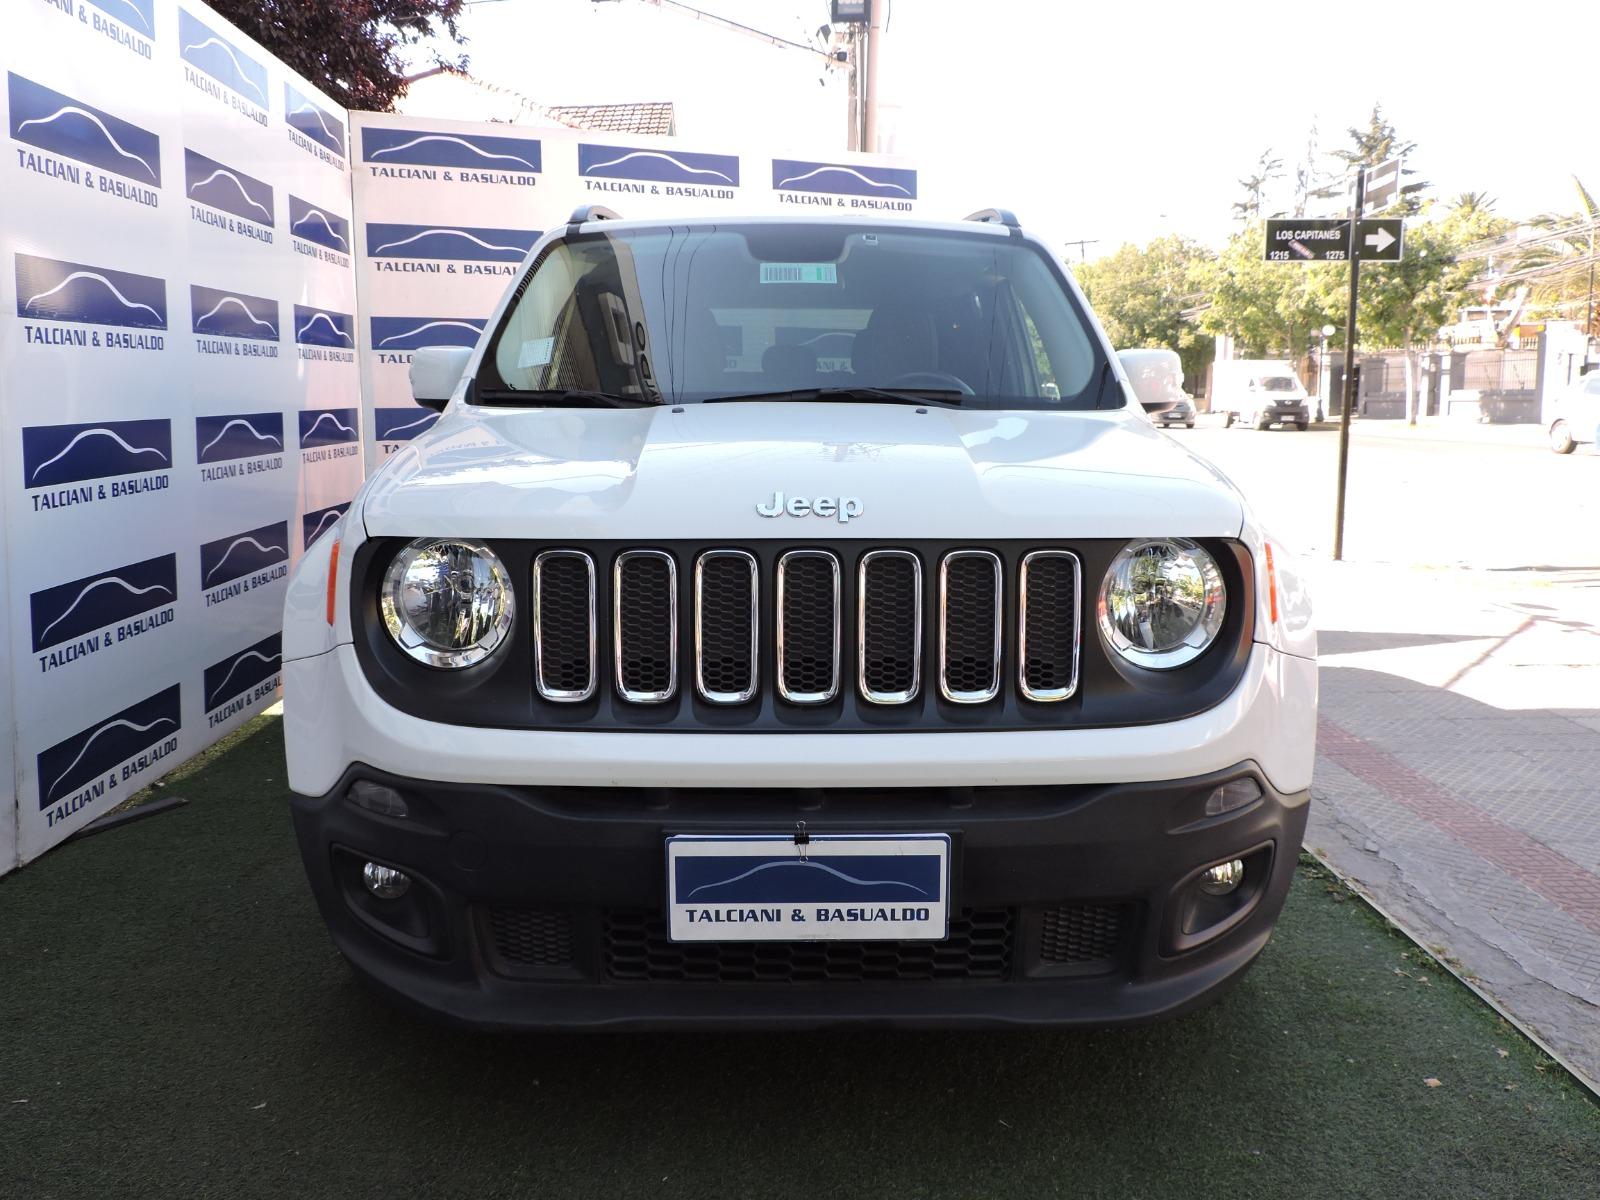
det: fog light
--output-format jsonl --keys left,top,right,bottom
{"left": 349, "top": 780, "right": 408, "bottom": 818}
{"left": 363, "top": 862, "right": 411, "bottom": 899}
{"left": 1199, "top": 859, "right": 1245, "bottom": 896}
{"left": 1204, "top": 778, "right": 1261, "bottom": 816}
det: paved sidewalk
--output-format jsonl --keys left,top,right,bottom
{"left": 1306, "top": 560, "right": 1600, "bottom": 1089}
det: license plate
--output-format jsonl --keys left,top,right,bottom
{"left": 666, "top": 833, "right": 950, "bottom": 942}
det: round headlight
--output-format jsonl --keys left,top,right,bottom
{"left": 381, "top": 538, "right": 513, "bottom": 668}
{"left": 1098, "top": 538, "right": 1225, "bottom": 670}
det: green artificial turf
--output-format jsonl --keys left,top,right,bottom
{"left": 1, "top": 714, "right": 1596, "bottom": 1199}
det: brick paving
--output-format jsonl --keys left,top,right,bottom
{"left": 1305, "top": 561, "right": 1600, "bottom": 1089}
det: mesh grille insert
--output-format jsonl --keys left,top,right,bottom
{"left": 603, "top": 909, "right": 1014, "bottom": 983}
{"left": 860, "top": 552, "right": 921, "bottom": 702}
{"left": 1021, "top": 552, "right": 1081, "bottom": 701}
{"left": 484, "top": 907, "right": 577, "bottom": 974}
{"left": 1038, "top": 903, "right": 1131, "bottom": 964}
{"left": 778, "top": 551, "right": 839, "bottom": 703}
{"left": 696, "top": 551, "right": 757, "bottom": 702}
{"left": 615, "top": 552, "right": 676, "bottom": 701}
{"left": 941, "top": 552, "right": 1001, "bottom": 701}
{"left": 533, "top": 552, "right": 594, "bottom": 700}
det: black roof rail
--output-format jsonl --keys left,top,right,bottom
{"left": 566, "top": 204, "right": 621, "bottom": 234}
{"left": 963, "top": 208, "right": 1021, "bottom": 230}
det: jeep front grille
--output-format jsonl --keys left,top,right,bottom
{"left": 532, "top": 550, "right": 596, "bottom": 701}
{"left": 523, "top": 544, "right": 1082, "bottom": 717}
{"left": 614, "top": 550, "right": 677, "bottom": 702}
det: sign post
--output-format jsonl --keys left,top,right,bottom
{"left": 1331, "top": 168, "right": 1365, "bottom": 561}
{"left": 1263, "top": 161, "right": 1406, "bottom": 560}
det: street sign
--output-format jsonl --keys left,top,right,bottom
{"left": 1356, "top": 218, "right": 1404, "bottom": 262}
{"left": 1264, "top": 218, "right": 1351, "bottom": 262}
{"left": 1362, "top": 156, "right": 1403, "bottom": 212}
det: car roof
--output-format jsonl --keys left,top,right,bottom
{"left": 565, "top": 211, "right": 1017, "bottom": 240}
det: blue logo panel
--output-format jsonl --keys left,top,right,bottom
{"left": 86, "top": 0, "right": 155, "bottom": 37}
{"left": 16, "top": 253, "right": 166, "bottom": 330}
{"left": 292, "top": 304, "right": 353, "bottom": 347}
{"left": 370, "top": 316, "right": 484, "bottom": 351}
{"left": 365, "top": 223, "right": 537, "bottom": 263}
{"left": 771, "top": 158, "right": 918, "bottom": 199}
{"left": 23, "top": 419, "right": 171, "bottom": 487}
{"left": 8, "top": 73, "right": 161, "bottom": 186}
{"left": 203, "top": 632, "right": 282, "bottom": 711}
{"left": 302, "top": 502, "right": 349, "bottom": 549}
{"left": 284, "top": 81, "right": 344, "bottom": 156}
{"left": 190, "top": 284, "right": 278, "bottom": 341}
{"left": 673, "top": 853, "right": 944, "bottom": 903}
{"left": 199, "top": 521, "right": 289, "bottom": 590}
{"left": 360, "top": 126, "right": 541, "bottom": 172}
{"left": 30, "top": 553, "right": 177, "bottom": 653}
{"left": 36, "top": 684, "right": 180, "bottom": 808}
{"left": 578, "top": 143, "right": 738, "bottom": 186}
{"left": 287, "top": 195, "right": 349, "bottom": 251}
{"left": 184, "top": 149, "right": 274, "bottom": 225}
{"left": 194, "top": 412, "right": 283, "bottom": 464}
{"left": 178, "top": 8, "right": 267, "bottom": 107}
{"left": 374, "top": 408, "right": 440, "bottom": 442}
{"left": 298, "top": 408, "right": 359, "bottom": 448}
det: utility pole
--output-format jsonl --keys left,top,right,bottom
{"left": 1331, "top": 168, "right": 1365, "bottom": 562}
{"left": 1063, "top": 239, "right": 1098, "bottom": 263}
{"left": 862, "top": 0, "right": 883, "bottom": 152}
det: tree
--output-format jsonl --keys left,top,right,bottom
{"left": 1233, "top": 149, "right": 1284, "bottom": 222}
{"left": 209, "top": 0, "right": 466, "bottom": 112}
{"left": 1331, "top": 104, "right": 1429, "bottom": 214}
{"left": 1195, "top": 221, "right": 1342, "bottom": 362}
{"left": 1072, "top": 237, "right": 1215, "bottom": 383}
{"left": 1499, "top": 178, "right": 1599, "bottom": 335}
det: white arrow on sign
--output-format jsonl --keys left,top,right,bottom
{"left": 1364, "top": 226, "right": 1396, "bottom": 254}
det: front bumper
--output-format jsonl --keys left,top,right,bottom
{"left": 291, "top": 763, "right": 1308, "bottom": 1030}
{"left": 1261, "top": 404, "right": 1308, "bottom": 422}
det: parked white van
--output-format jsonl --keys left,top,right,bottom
{"left": 1213, "top": 360, "right": 1310, "bottom": 431}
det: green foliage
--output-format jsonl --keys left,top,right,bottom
{"left": 1072, "top": 236, "right": 1214, "bottom": 383}
{"left": 1332, "top": 104, "right": 1429, "bottom": 214}
{"left": 1234, "top": 148, "right": 1285, "bottom": 221}
{"left": 1194, "top": 222, "right": 1343, "bottom": 359}
{"left": 208, "top": 0, "right": 466, "bottom": 112}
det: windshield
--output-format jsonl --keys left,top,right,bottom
{"left": 475, "top": 224, "right": 1106, "bottom": 409}
{"left": 1260, "top": 376, "right": 1301, "bottom": 393}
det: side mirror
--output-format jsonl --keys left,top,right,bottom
{"left": 409, "top": 346, "right": 473, "bottom": 412}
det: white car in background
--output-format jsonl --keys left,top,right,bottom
{"left": 1117, "top": 348, "right": 1195, "bottom": 428}
{"left": 280, "top": 208, "right": 1317, "bottom": 1031}
{"left": 1548, "top": 370, "right": 1600, "bottom": 453}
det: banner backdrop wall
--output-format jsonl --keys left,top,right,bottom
{"left": 350, "top": 112, "right": 936, "bottom": 468}
{"left": 1, "top": 0, "right": 359, "bottom": 868}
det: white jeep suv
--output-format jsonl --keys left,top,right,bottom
{"left": 281, "top": 207, "right": 1317, "bottom": 1029}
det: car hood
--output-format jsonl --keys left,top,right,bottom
{"left": 360, "top": 402, "right": 1246, "bottom": 540}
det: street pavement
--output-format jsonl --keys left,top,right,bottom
{"left": 1180, "top": 416, "right": 1600, "bottom": 1088}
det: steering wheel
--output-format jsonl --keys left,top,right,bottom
{"left": 884, "top": 371, "right": 976, "bottom": 396}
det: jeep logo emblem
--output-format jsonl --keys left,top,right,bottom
{"left": 756, "top": 491, "right": 863, "bottom": 523}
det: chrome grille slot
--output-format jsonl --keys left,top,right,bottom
{"left": 858, "top": 550, "right": 921, "bottom": 704}
{"left": 614, "top": 550, "right": 677, "bottom": 703}
{"left": 695, "top": 550, "right": 758, "bottom": 704}
{"left": 776, "top": 550, "right": 840, "bottom": 704}
{"left": 1019, "top": 551, "right": 1081, "bottom": 702}
{"left": 939, "top": 550, "right": 1002, "bottom": 703}
{"left": 532, "top": 551, "right": 596, "bottom": 702}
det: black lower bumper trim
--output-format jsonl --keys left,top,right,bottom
{"left": 290, "top": 763, "right": 1308, "bottom": 1030}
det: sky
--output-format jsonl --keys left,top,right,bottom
{"left": 417, "top": 0, "right": 1600, "bottom": 260}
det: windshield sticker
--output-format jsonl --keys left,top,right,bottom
{"left": 517, "top": 337, "right": 555, "bottom": 368}
{"left": 760, "top": 263, "right": 838, "bottom": 285}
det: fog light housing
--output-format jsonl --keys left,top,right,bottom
{"left": 363, "top": 862, "right": 411, "bottom": 899}
{"left": 1199, "top": 858, "right": 1245, "bottom": 896}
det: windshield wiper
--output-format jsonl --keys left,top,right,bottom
{"left": 703, "top": 387, "right": 965, "bottom": 408}
{"left": 474, "top": 388, "right": 662, "bottom": 409}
